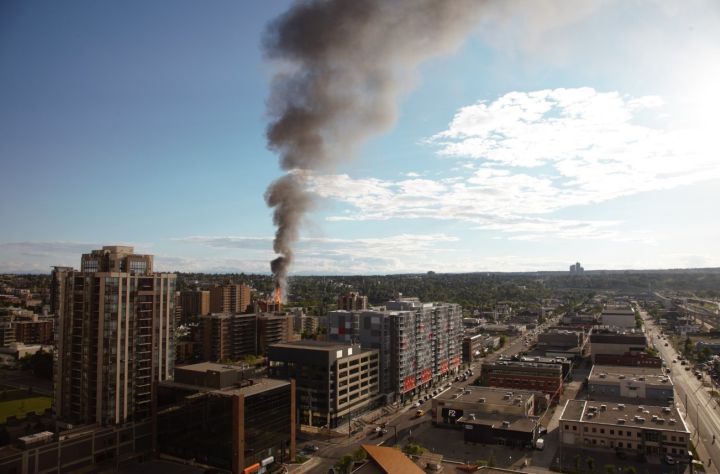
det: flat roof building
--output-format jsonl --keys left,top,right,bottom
{"left": 268, "top": 341, "right": 379, "bottom": 429}
{"left": 588, "top": 365, "right": 673, "bottom": 402}
{"left": 432, "top": 386, "right": 536, "bottom": 427}
{"left": 480, "top": 361, "right": 563, "bottom": 402}
{"left": 559, "top": 399, "right": 690, "bottom": 458}
{"left": 158, "top": 363, "right": 295, "bottom": 473}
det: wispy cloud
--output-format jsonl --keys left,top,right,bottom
{"left": 305, "top": 88, "right": 719, "bottom": 241}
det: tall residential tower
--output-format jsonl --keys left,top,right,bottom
{"left": 53, "top": 246, "right": 176, "bottom": 425}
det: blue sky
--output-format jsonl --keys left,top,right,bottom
{"left": 1, "top": 0, "right": 719, "bottom": 274}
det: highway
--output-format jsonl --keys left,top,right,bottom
{"left": 642, "top": 311, "right": 720, "bottom": 473}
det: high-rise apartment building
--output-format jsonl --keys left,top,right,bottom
{"left": 337, "top": 292, "right": 368, "bottom": 311}
{"left": 201, "top": 313, "right": 258, "bottom": 361}
{"left": 53, "top": 246, "right": 176, "bottom": 425}
{"left": 209, "top": 284, "right": 252, "bottom": 314}
{"left": 179, "top": 289, "right": 210, "bottom": 322}
{"left": 326, "top": 297, "right": 462, "bottom": 401}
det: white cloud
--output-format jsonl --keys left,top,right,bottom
{"left": 305, "top": 88, "right": 720, "bottom": 241}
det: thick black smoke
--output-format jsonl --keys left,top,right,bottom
{"left": 264, "top": 0, "right": 484, "bottom": 293}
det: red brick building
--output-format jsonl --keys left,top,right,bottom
{"left": 480, "top": 361, "right": 563, "bottom": 402}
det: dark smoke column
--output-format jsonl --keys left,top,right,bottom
{"left": 264, "top": 0, "right": 483, "bottom": 295}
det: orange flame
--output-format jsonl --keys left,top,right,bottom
{"left": 274, "top": 286, "right": 282, "bottom": 306}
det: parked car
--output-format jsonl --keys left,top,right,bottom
{"left": 664, "top": 455, "right": 676, "bottom": 465}
{"left": 304, "top": 444, "right": 320, "bottom": 453}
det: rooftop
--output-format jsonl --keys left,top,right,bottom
{"left": 560, "top": 400, "right": 689, "bottom": 432}
{"left": 589, "top": 365, "right": 671, "bottom": 386}
{"left": 162, "top": 377, "right": 290, "bottom": 398}
{"left": 270, "top": 340, "right": 357, "bottom": 352}
{"left": 457, "top": 412, "right": 538, "bottom": 433}
{"left": 361, "top": 444, "right": 424, "bottom": 474}
{"left": 175, "top": 362, "right": 238, "bottom": 374}
{"left": 435, "top": 386, "right": 535, "bottom": 406}
{"left": 483, "top": 360, "right": 563, "bottom": 372}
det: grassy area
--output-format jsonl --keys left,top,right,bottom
{"left": 0, "top": 396, "right": 51, "bottom": 423}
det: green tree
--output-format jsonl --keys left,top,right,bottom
{"left": 499, "top": 336, "right": 507, "bottom": 348}
{"left": 624, "top": 467, "right": 637, "bottom": 474}
{"left": 334, "top": 454, "right": 354, "bottom": 474}
{"left": 586, "top": 457, "right": 595, "bottom": 472}
{"left": 575, "top": 454, "right": 583, "bottom": 473}
{"left": 605, "top": 464, "right": 616, "bottom": 474}
{"left": 352, "top": 448, "right": 367, "bottom": 462}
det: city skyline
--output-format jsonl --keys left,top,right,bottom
{"left": 2, "top": 1, "right": 720, "bottom": 275}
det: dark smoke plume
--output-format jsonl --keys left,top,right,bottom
{"left": 264, "top": 0, "right": 484, "bottom": 293}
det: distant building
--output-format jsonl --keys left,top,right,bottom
{"left": 178, "top": 289, "right": 210, "bottom": 321}
{"left": 201, "top": 313, "right": 258, "bottom": 361}
{"left": 200, "top": 311, "right": 294, "bottom": 361}
{"left": 593, "top": 353, "right": 662, "bottom": 367}
{"left": 268, "top": 341, "right": 379, "bottom": 429}
{"left": 559, "top": 399, "right": 690, "bottom": 458}
{"left": 209, "top": 283, "right": 252, "bottom": 314}
{"left": 11, "top": 315, "right": 54, "bottom": 345}
{"left": 0, "top": 322, "right": 15, "bottom": 346}
{"left": 158, "top": 362, "right": 295, "bottom": 473}
{"left": 337, "top": 291, "right": 368, "bottom": 311}
{"left": 601, "top": 305, "right": 636, "bottom": 328}
{"left": 569, "top": 261, "right": 584, "bottom": 273}
{"left": 53, "top": 246, "right": 176, "bottom": 425}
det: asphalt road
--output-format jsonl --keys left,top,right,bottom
{"left": 643, "top": 312, "right": 720, "bottom": 473}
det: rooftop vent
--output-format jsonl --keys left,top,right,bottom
{"left": 619, "top": 375, "right": 626, "bottom": 379}
{"left": 502, "top": 421, "right": 510, "bottom": 428}
{"left": 662, "top": 407, "right": 671, "bottom": 413}
{"left": 600, "top": 405, "right": 607, "bottom": 411}
{"left": 478, "top": 398, "right": 486, "bottom": 403}
{"left": 669, "top": 418, "right": 676, "bottom": 424}
{"left": 637, "top": 406, "right": 645, "bottom": 412}
{"left": 618, "top": 404, "right": 625, "bottom": 410}
{"left": 617, "top": 419, "right": 626, "bottom": 424}
{"left": 638, "top": 377, "right": 645, "bottom": 381}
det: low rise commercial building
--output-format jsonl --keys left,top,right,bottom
{"left": 268, "top": 341, "right": 379, "bottom": 429}
{"left": 480, "top": 361, "right": 563, "bottom": 402}
{"left": 559, "top": 399, "right": 690, "bottom": 458}
{"left": 158, "top": 363, "right": 295, "bottom": 473}
{"left": 593, "top": 353, "right": 662, "bottom": 367}
{"left": 588, "top": 365, "right": 674, "bottom": 402}
{"left": 601, "top": 306, "right": 636, "bottom": 328}
{"left": 696, "top": 340, "right": 720, "bottom": 355}
{"left": 462, "top": 333, "right": 499, "bottom": 363}
{"left": 537, "top": 329, "right": 587, "bottom": 359}
{"left": 459, "top": 413, "right": 539, "bottom": 448}
{"left": 432, "top": 386, "right": 536, "bottom": 427}
{"left": 589, "top": 328, "right": 647, "bottom": 363}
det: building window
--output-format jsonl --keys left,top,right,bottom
{"left": 592, "top": 428, "right": 596, "bottom": 433}
{"left": 610, "top": 430, "right": 614, "bottom": 435}
{"left": 592, "top": 439, "right": 597, "bottom": 445}
{"left": 627, "top": 443, "right": 632, "bottom": 449}
{"left": 584, "top": 427, "right": 588, "bottom": 432}
{"left": 573, "top": 426, "right": 577, "bottom": 431}
{"left": 565, "top": 424, "right": 569, "bottom": 430}
{"left": 679, "top": 436, "right": 685, "bottom": 442}
{"left": 618, "top": 430, "right": 622, "bottom": 436}
{"left": 618, "top": 442, "right": 623, "bottom": 448}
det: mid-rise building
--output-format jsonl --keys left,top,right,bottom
{"left": 12, "top": 315, "right": 54, "bottom": 345}
{"left": 462, "top": 333, "right": 499, "bottom": 363}
{"left": 0, "top": 322, "right": 15, "bottom": 346}
{"left": 326, "top": 298, "right": 462, "bottom": 401}
{"left": 337, "top": 292, "right": 368, "bottom": 311}
{"left": 201, "top": 313, "right": 258, "bottom": 361}
{"left": 53, "top": 246, "right": 176, "bottom": 425}
{"left": 268, "top": 341, "right": 379, "bottom": 429}
{"left": 178, "top": 289, "right": 210, "bottom": 322}
{"left": 209, "top": 284, "right": 252, "bottom": 314}
{"left": 258, "top": 313, "right": 294, "bottom": 354}
{"left": 158, "top": 362, "right": 295, "bottom": 473}
{"left": 559, "top": 399, "right": 690, "bottom": 458}
{"left": 480, "top": 361, "right": 563, "bottom": 401}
